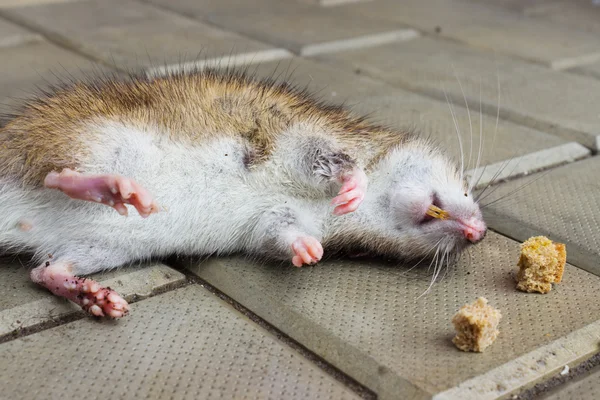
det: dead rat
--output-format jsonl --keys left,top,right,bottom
{"left": 0, "top": 68, "right": 486, "bottom": 318}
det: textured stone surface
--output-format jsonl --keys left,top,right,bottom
{"left": 0, "top": 41, "right": 106, "bottom": 111}
{"left": 343, "top": 0, "right": 600, "bottom": 69}
{"left": 248, "top": 56, "right": 396, "bottom": 102}
{"left": 317, "top": 37, "right": 600, "bottom": 149}
{"left": 0, "top": 17, "right": 41, "bottom": 47}
{"left": 0, "top": 285, "right": 361, "bottom": 399}
{"left": 204, "top": 1, "right": 417, "bottom": 55}
{"left": 523, "top": 0, "right": 600, "bottom": 35}
{"left": 182, "top": 232, "right": 600, "bottom": 398}
{"left": 570, "top": 61, "right": 600, "bottom": 81}
{"left": 0, "top": 0, "right": 81, "bottom": 7}
{"left": 543, "top": 364, "right": 600, "bottom": 400}
{"left": 4, "top": 0, "right": 284, "bottom": 69}
{"left": 0, "top": 258, "right": 186, "bottom": 339}
{"left": 481, "top": 156, "right": 600, "bottom": 277}
{"left": 140, "top": 0, "right": 282, "bottom": 19}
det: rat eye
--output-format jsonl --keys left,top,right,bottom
{"left": 464, "top": 193, "right": 468, "bottom": 197}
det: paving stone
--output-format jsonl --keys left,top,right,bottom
{"left": 480, "top": 156, "right": 600, "bottom": 277}
{"left": 3, "top": 0, "right": 288, "bottom": 70}
{"left": 0, "top": 285, "right": 361, "bottom": 399}
{"left": 203, "top": 1, "right": 418, "bottom": 56}
{"left": 0, "top": 0, "right": 81, "bottom": 7}
{"left": 523, "top": 0, "right": 600, "bottom": 35}
{"left": 140, "top": 0, "right": 282, "bottom": 19}
{"left": 181, "top": 231, "right": 600, "bottom": 399}
{"left": 543, "top": 364, "right": 600, "bottom": 400}
{"left": 0, "top": 41, "right": 110, "bottom": 113}
{"left": 342, "top": 0, "right": 600, "bottom": 70}
{"left": 0, "top": 17, "right": 41, "bottom": 48}
{"left": 316, "top": 37, "right": 600, "bottom": 149}
{"left": 569, "top": 60, "right": 600, "bottom": 81}
{"left": 0, "top": 256, "right": 186, "bottom": 340}
{"left": 462, "top": 0, "right": 566, "bottom": 13}
{"left": 301, "top": 0, "right": 372, "bottom": 5}
{"left": 435, "top": 320, "right": 600, "bottom": 399}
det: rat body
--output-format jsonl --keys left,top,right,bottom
{"left": 0, "top": 69, "right": 486, "bottom": 318}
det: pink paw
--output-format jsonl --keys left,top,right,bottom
{"left": 31, "top": 262, "right": 129, "bottom": 318}
{"left": 331, "top": 168, "right": 368, "bottom": 215}
{"left": 78, "top": 283, "right": 129, "bottom": 318}
{"left": 291, "top": 237, "right": 323, "bottom": 267}
{"left": 44, "top": 168, "right": 159, "bottom": 218}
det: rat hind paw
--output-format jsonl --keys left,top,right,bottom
{"left": 31, "top": 261, "right": 130, "bottom": 318}
{"left": 44, "top": 168, "right": 159, "bottom": 218}
{"left": 331, "top": 167, "right": 368, "bottom": 216}
{"left": 79, "top": 282, "right": 129, "bottom": 318}
{"left": 291, "top": 236, "right": 323, "bottom": 267}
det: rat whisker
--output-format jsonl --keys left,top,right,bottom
{"left": 476, "top": 153, "right": 527, "bottom": 204}
{"left": 400, "top": 237, "right": 444, "bottom": 277}
{"left": 443, "top": 86, "right": 465, "bottom": 182}
{"left": 469, "top": 77, "right": 485, "bottom": 193}
{"left": 419, "top": 248, "right": 441, "bottom": 298}
{"left": 480, "top": 169, "right": 552, "bottom": 209}
{"left": 472, "top": 61, "right": 502, "bottom": 193}
{"left": 474, "top": 157, "right": 512, "bottom": 202}
{"left": 453, "top": 66, "right": 474, "bottom": 175}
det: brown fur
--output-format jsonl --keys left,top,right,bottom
{"left": 0, "top": 68, "right": 413, "bottom": 186}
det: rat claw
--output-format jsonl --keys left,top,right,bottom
{"left": 89, "top": 305, "right": 104, "bottom": 317}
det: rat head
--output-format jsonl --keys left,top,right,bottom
{"left": 387, "top": 143, "right": 486, "bottom": 258}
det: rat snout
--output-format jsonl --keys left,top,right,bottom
{"left": 458, "top": 217, "right": 487, "bottom": 243}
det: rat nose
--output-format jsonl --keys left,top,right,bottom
{"left": 460, "top": 217, "right": 487, "bottom": 243}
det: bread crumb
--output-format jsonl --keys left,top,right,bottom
{"left": 516, "top": 236, "right": 566, "bottom": 294}
{"left": 452, "top": 297, "right": 501, "bottom": 352}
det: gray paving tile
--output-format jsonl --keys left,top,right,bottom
{"left": 204, "top": 1, "right": 418, "bottom": 56}
{"left": 0, "top": 256, "right": 186, "bottom": 340}
{"left": 0, "top": 0, "right": 81, "bottom": 7}
{"left": 3, "top": 0, "right": 288, "bottom": 70}
{"left": 543, "top": 364, "right": 600, "bottom": 400}
{"left": 523, "top": 0, "right": 600, "bottom": 35}
{"left": 480, "top": 156, "right": 600, "bottom": 277}
{"left": 242, "top": 57, "right": 396, "bottom": 104}
{"left": 181, "top": 232, "right": 600, "bottom": 399}
{"left": 0, "top": 285, "right": 361, "bottom": 400}
{"left": 569, "top": 61, "right": 600, "bottom": 81}
{"left": 0, "top": 41, "right": 108, "bottom": 112}
{"left": 0, "top": 17, "right": 41, "bottom": 48}
{"left": 462, "top": 0, "right": 558, "bottom": 12}
{"left": 303, "top": 0, "right": 372, "bottom": 5}
{"left": 140, "top": 0, "right": 282, "bottom": 19}
{"left": 316, "top": 37, "right": 600, "bottom": 149}
{"left": 342, "top": 0, "right": 600, "bottom": 70}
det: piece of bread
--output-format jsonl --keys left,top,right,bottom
{"left": 452, "top": 297, "right": 501, "bottom": 352}
{"left": 516, "top": 236, "right": 566, "bottom": 294}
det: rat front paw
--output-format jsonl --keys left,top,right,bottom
{"left": 331, "top": 168, "right": 367, "bottom": 215}
{"left": 291, "top": 236, "right": 323, "bottom": 267}
{"left": 44, "top": 169, "right": 159, "bottom": 218}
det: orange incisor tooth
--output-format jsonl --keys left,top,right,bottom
{"left": 426, "top": 204, "right": 449, "bottom": 220}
